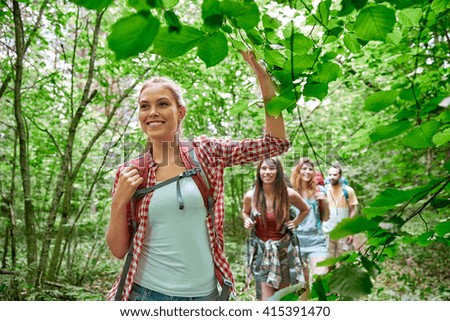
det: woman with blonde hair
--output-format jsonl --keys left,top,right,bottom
{"left": 290, "top": 158, "right": 330, "bottom": 277}
{"left": 106, "top": 52, "right": 290, "bottom": 301}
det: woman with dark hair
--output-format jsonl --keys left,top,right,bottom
{"left": 290, "top": 158, "right": 330, "bottom": 277}
{"left": 106, "top": 52, "right": 291, "bottom": 301}
{"left": 242, "top": 158, "right": 309, "bottom": 300}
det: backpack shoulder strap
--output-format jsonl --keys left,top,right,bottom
{"left": 342, "top": 185, "right": 349, "bottom": 203}
{"left": 325, "top": 183, "right": 349, "bottom": 204}
{"left": 181, "top": 142, "right": 215, "bottom": 215}
{"left": 181, "top": 142, "right": 232, "bottom": 299}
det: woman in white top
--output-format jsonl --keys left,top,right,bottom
{"left": 106, "top": 52, "right": 291, "bottom": 301}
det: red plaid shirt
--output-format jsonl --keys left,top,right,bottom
{"left": 107, "top": 134, "right": 289, "bottom": 300}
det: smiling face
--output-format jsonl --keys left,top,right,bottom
{"left": 299, "top": 163, "right": 314, "bottom": 183}
{"left": 138, "top": 83, "right": 186, "bottom": 142}
{"left": 259, "top": 159, "right": 278, "bottom": 185}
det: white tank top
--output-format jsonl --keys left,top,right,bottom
{"left": 133, "top": 177, "right": 216, "bottom": 296}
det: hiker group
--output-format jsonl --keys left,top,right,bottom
{"left": 105, "top": 51, "right": 359, "bottom": 301}
{"left": 243, "top": 158, "right": 358, "bottom": 300}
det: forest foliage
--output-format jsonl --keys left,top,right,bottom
{"left": 0, "top": 0, "right": 449, "bottom": 300}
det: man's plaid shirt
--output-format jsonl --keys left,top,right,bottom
{"left": 107, "top": 134, "right": 289, "bottom": 300}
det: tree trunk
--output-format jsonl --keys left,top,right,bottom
{"left": 2, "top": 223, "right": 9, "bottom": 269}
{"left": 47, "top": 175, "right": 74, "bottom": 281}
{"left": 12, "top": 1, "right": 37, "bottom": 282}
{"left": 35, "top": 9, "right": 105, "bottom": 287}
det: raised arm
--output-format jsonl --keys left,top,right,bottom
{"left": 240, "top": 51, "right": 286, "bottom": 140}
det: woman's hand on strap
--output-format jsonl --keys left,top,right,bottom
{"left": 244, "top": 217, "right": 255, "bottom": 230}
{"left": 112, "top": 166, "right": 144, "bottom": 207}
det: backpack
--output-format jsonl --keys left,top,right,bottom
{"left": 115, "top": 142, "right": 231, "bottom": 301}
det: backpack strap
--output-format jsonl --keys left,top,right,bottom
{"left": 180, "top": 142, "right": 232, "bottom": 300}
{"left": 115, "top": 220, "right": 138, "bottom": 301}
{"left": 342, "top": 186, "right": 349, "bottom": 203}
{"left": 183, "top": 144, "right": 215, "bottom": 215}
{"left": 115, "top": 166, "right": 201, "bottom": 301}
{"left": 325, "top": 183, "right": 349, "bottom": 205}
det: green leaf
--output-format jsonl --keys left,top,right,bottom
{"left": 387, "top": 27, "right": 403, "bottom": 45}
{"left": 161, "top": 0, "right": 179, "bottom": 8}
{"left": 369, "top": 187, "right": 417, "bottom": 207}
{"left": 70, "top": 0, "right": 113, "bottom": 10}
{"left": 267, "top": 283, "right": 307, "bottom": 301}
{"left": 360, "top": 255, "right": 381, "bottom": 277}
{"left": 364, "top": 90, "right": 398, "bottom": 112}
{"left": 328, "top": 265, "right": 373, "bottom": 298}
{"left": 330, "top": 216, "right": 379, "bottom": 240}
{"left": 229, "top": 38, "right": 247, "bottom": 51}
{"left": 265, "top": 96, "right": 296, "bottom": 117}
{"left": 202, "top": 0, "right": 223, "bottom": 28}
{"left": 142, "top": 0, "right": 177, "bottom": 8}
{"left": 164, "top": 10, "right": 181, "bottom": 32}
{"left": 246, "top": 29, "right": 264, "bottom": 46}
{"left": 352, "top": 0, "right": 368, "bottom": 10}
{"left": 316, "top": 252, "right": 358, "bottom": 268}
{"left": 343, "top": 33, "right": 362, "bottom": 54}
{"left": 369, "top": 119, "right": 412, "bottom": 142}
{"left": 432, "top": 127, "right": 450, "bottom": 146}
{"left": 128, "top": 0, "right": 151, "bottom": 11}
{"left": 316, "top": 256, "right": 342, "bottom": 267}
{"left": 108, "top": 13, "right": 160, "bottom": 60}
{"left": 435, "top": 220, "right": 450, "bottom": 237}
{"left": 153, "top": 25, "right": 205, "bottom": 58}
{"left": 383, "top": 243, "right": 398, "bottom": 257}
{"left": 431, "top": 198, "right": 450, "bottom": 210}
{"left": 338, "top": 0, "right": 355, "bottom": 17}
{"left": 317, "top": 61, "right": 341, "bottom": 83}
{"left": 431, "top": 0, "right": 450, "bottom": 14}
{"left": 363, "top": 206, "right": 394, "bottom": 219}
{"left": 220, "top": 0, "right": 260, "bottom": 30}
{"left": 403, "top": 231, "right": 434, "bottom": 246}
{"left": 262, "top": 13, "right": 281, "bottom": 29}
{"left": 316, "top": 0, "right": 331, "bottom": 26}
{"left": 399, "top": 86, "right": 421, "bottom": 100}
{"left": 402, "top": 120, "right": 442, "bottom": 149}
{"left": 397, "top": 8, "right": 422, "bottom": 27}
{"left": 303, "top": 82, "right": 328, "bottom": 100}
{"left": 354, "top": 5, "right": 396, "bottom": 41}
{"left": 321, "top": 51, "right": 338, "bottom": 61}
{"left": 229, "top": 102, "right": 248, "bottom": 116}
{"left": 264, "top": 48, "right": 286, "bottom": 68}
{"left": 286, "top": 32, "right": 314, "bottom": 55}
{"left": 423, "top": 96, "right": 447, "bottom": 114}
{"left": 290, "top": 53, "right": 318, "bottom": 76}
{"left": 311, "top": 276, "right": 328, "bottom": 301}
{"left": 272, "top": 70, "right": 294, "bottom": 89}
{"left": 410, "top": 178, "right": 448, "bottom": 204}
{"left": 197, "top": 32, "right": 228, "bottom": 67}
{"left": 323, "top": 27, "right": 344, "bottom": 44}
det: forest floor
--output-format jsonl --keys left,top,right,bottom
{"left": 0, "top": 240, "right": 448, "bottom": 301}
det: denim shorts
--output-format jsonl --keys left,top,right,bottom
{"left": 129, "top": 283, "right": 219, "bottom": 301}
{"left": 296, "top": 231, "right": 328, "bottom": 259}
